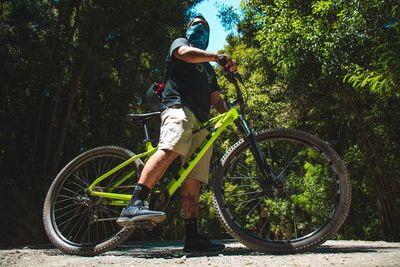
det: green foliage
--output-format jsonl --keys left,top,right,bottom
{"left": 343, "top": 65, "right": 387, "bottom": 93}
{"left": 216, "top": 0, "right": 400, "bottom": 241}
{"left": 2, "top": 0, "right": 400, "bottom": 245}
{"left": 217, "top": 3, "right": 240, "bottom": 33}
{"left": 0, "top": 0, "right": 202, "bottom": 245}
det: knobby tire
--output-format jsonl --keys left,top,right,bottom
{"left": 213, "top": 128, "right": 351, "bottom": 253}
{"left": 43, "top": 146, "right": 142, "bottom": 256}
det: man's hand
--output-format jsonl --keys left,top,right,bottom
{"left": 211, "top": 91, "right": 228, "bottom": 114}
{"left": 217, "top": 54, "right": 237, "bottom": 73}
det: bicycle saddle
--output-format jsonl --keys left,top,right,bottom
{"left": 126, "top": 112, "right": 160, "bottom": 124}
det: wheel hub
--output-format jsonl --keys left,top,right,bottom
{"left": 73, "top": 194, "right": 92, "bottom": 206}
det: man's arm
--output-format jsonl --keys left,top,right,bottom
{"left": 174, "top": 45, "right": 218, "bottom": 63}
{"left": 173, "top": 45, "right": 238, "bottom": 73}
{"left": 211, "top": 91, "right": 228, "bottom": 114}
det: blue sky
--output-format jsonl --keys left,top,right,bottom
{"left": 193, "top": 0, "right": 241, "bottom": 52}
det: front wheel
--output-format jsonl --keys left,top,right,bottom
{"left": 43, "top": 146, "right": 143, "bottom": 256}
{"left": 213, "top": 128, "right": 351, "bottom": 253}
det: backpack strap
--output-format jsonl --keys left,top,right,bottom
{"left": 164, "top": 57, "right": 175, "bottom": 83}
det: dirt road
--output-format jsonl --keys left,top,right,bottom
{"left": 1, "top": 240, "right": 399, "bottom": 267}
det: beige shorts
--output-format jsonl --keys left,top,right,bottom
{"left": 158, "top": 106, "right": 212, "bottom": 184}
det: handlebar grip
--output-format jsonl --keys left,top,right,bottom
{"left": 217, "top": 54, "right": 229, "bottom": 67}
{"left": 217, "top": 54, "right": 235, "bottom": 81}
{"left": 217, "top": 54, "right": 243, "bottom": 84}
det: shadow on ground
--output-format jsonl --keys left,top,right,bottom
{"left": 15, "top": 240, "right": 399, "bottom": 259}
{"left": 100, "top": 240, "right": 396, "bottom": 259}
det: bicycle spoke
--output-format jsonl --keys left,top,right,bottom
{"left": 102, "top": 206, "right": 117, "bottom": 234}
{"left": 231, "top": 184, "right": 258, "bottom": 189}
{"left": 266, "top": 141, "right": 274, "bottom": 169}
{"left": 239, "top": 194, "right": 264, "bottom": 207}
{"left": 99, "top": 208, "right": 109, "bottom": 238}
{"left": 284, "top": 143, "right": 298, "bottom": 171}
{"left": 73, "top": 171, "right": 89, "bottom": 187}
{"left": 293, "top": 217, "right": 298, "bottom": 239}
{"left": 71, "top": 180, "right": 87, "bottom": 191}
{"left": 258, "top": 219, "right": 270, "bottom": 238}
{"left": 57, "top": 194, "right": 75, "bottom": 200}
{"left": 98, "top": 157, "right": 110, "bottom": 182}
{"left": 56, "top": 205, "right": 84, "bottom": 221}
{"left": 226, "top": 176, "right": 261, "bottom": 180}
{"left": 54, "top": 197, "right": 74, "bottom": 205}
{"left": 61, "top": 186, "right": 80, "bottom": 196}
{"left": 96, "top": 218, "right": 99, "bottom": 244}
{"left": 237, "top": 162, "right": 252, "bottom": 173}
{"left": 101, "top": 156, "right": 116, "bottom": 181}
{"left": 218, "top": 132, "right": 347, "bottom": 246}
{"left": 45, "top": 147, "right": 141, "bottom": 253}
{"left": 98, "top": 208, "right": 112, "bottom": 236}
{"left": 103, "top": 159, "right": 120, "bottom": 188}
{"left": 91, "top": 159, "right": 99, "bottom": 183}
{"left": 84, "top": 164, "right": 90, "bottom": 186}
{"left": 57, "top": 207, "right": 87, "bottom": 229}
{"left": 276, "top": 154, "right": 300, "bottom": 179}
{"left": 87, "top": 221, "right": 91, "bottom": 244}
{"left": 245, "top": 198, "right": 263, "bottom": 218}
{"left": 72, "top": 178, "right": 89, "bottom": 190}
{"left": 230, "top": 190, "right": 262, "bottom": 197}
{"left": 54, "top": 202, "right": 79, "bottom": 212}
{"left": 58, "top": 210, "right": 88, "bottom": 239}
{"left": 71, "top": 210, "right": 90, "bottom": 243}
{"left": 102, "top": 206, "right": 121, "bottom": 216}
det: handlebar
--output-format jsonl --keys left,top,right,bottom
{"left": 217, "top": 55, "right": 247, "bottom": 113}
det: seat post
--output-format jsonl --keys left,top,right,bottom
{"left": 143, "top": 121, "right": 150, "bottom": 142}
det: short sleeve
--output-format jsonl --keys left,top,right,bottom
{"left": 208, "top": 64, "right": 221, "bottom": 92}
{"left": 168, "top": 38, "right": 190, "bottom": 60}
{"left": 211, "top": 72, "right": 221, "bottom": 92}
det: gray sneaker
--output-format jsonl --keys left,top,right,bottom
{"left": 117, "top": 200, "right": 166, "bottom": 228}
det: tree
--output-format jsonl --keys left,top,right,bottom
{"left": 218, "top": 0, "right": 400, "bottom": 241}
{"left": 0, "top": 0, "right": 201, "bottom": 245}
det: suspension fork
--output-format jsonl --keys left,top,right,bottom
{"left": 235, "top": 115, "right": 276, "bottom": 181}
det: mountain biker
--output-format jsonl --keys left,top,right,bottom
{"left": 117, "top": 13, "right": 237, "bottom": 253}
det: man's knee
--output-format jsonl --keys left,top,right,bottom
{"left": 154, "top": 149, "right": 179, "bottom": 166}
{"left": 158, "top": 149, "right": 179, "bottom": 162}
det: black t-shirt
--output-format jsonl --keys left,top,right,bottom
{"left": 160, "top": 38, "right": 221, "bottom": 122}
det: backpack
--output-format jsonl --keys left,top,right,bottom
{"left": 144, "top": 59, "right": 174, "bottom": 112}
{"left": 144, "top": 82, "right": 165, "bottom": 112}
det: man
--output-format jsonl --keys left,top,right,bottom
{"left": 117, "top": 14, "right": 237, "bottom": 252}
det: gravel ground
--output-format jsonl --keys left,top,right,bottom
{"left": 1, "top": 240, "right": 399, "bottom": 267}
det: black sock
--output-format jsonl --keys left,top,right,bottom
{"left": 185, "top": 218, "right": 199, "bottom": 240}
{"left": 128, "top": 183, "right": 150, "bottom": 206}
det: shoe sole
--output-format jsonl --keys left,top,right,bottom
{"left": 116, "top": 214, "right": 166, "bottom": 228}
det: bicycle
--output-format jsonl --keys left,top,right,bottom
{"left": 42, "top": 68, "right": 351, "bottom": 256}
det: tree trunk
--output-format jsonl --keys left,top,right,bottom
{"left": 51, "top": 59, "right": 89, "bottom": 176}
{"left": 344, "top": 90, "right": 400, "bottom": 241}
{"left": 31, "top": 2, "right": 78, "bottom": 188}
{"left": 50, "top": 16, "right": 104, "bottom": 177}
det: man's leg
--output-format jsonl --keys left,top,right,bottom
{"left": 117, "top": 149, "right": 178, "bottom": 227}
{"left": 182, "top": 177, "right": 201, "bottom": 219}
{"left": 182, "top": 177, "right": 225, "bottom": 252}
{"left": 138, "top": 149, "right": 179, "bottom": 189}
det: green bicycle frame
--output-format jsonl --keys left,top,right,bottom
{"left": 88, "top": 107, "right": 239, "bottom": 205}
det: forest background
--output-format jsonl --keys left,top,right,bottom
{"left": 1, "top": 0, "right": 399, "bottom": 246}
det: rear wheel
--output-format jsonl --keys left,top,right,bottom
{"left": 43, "top": 146, "right": 142, "bottom": 256}
{"left": 213, "top": 128, "right": 351, "bottom": 253}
